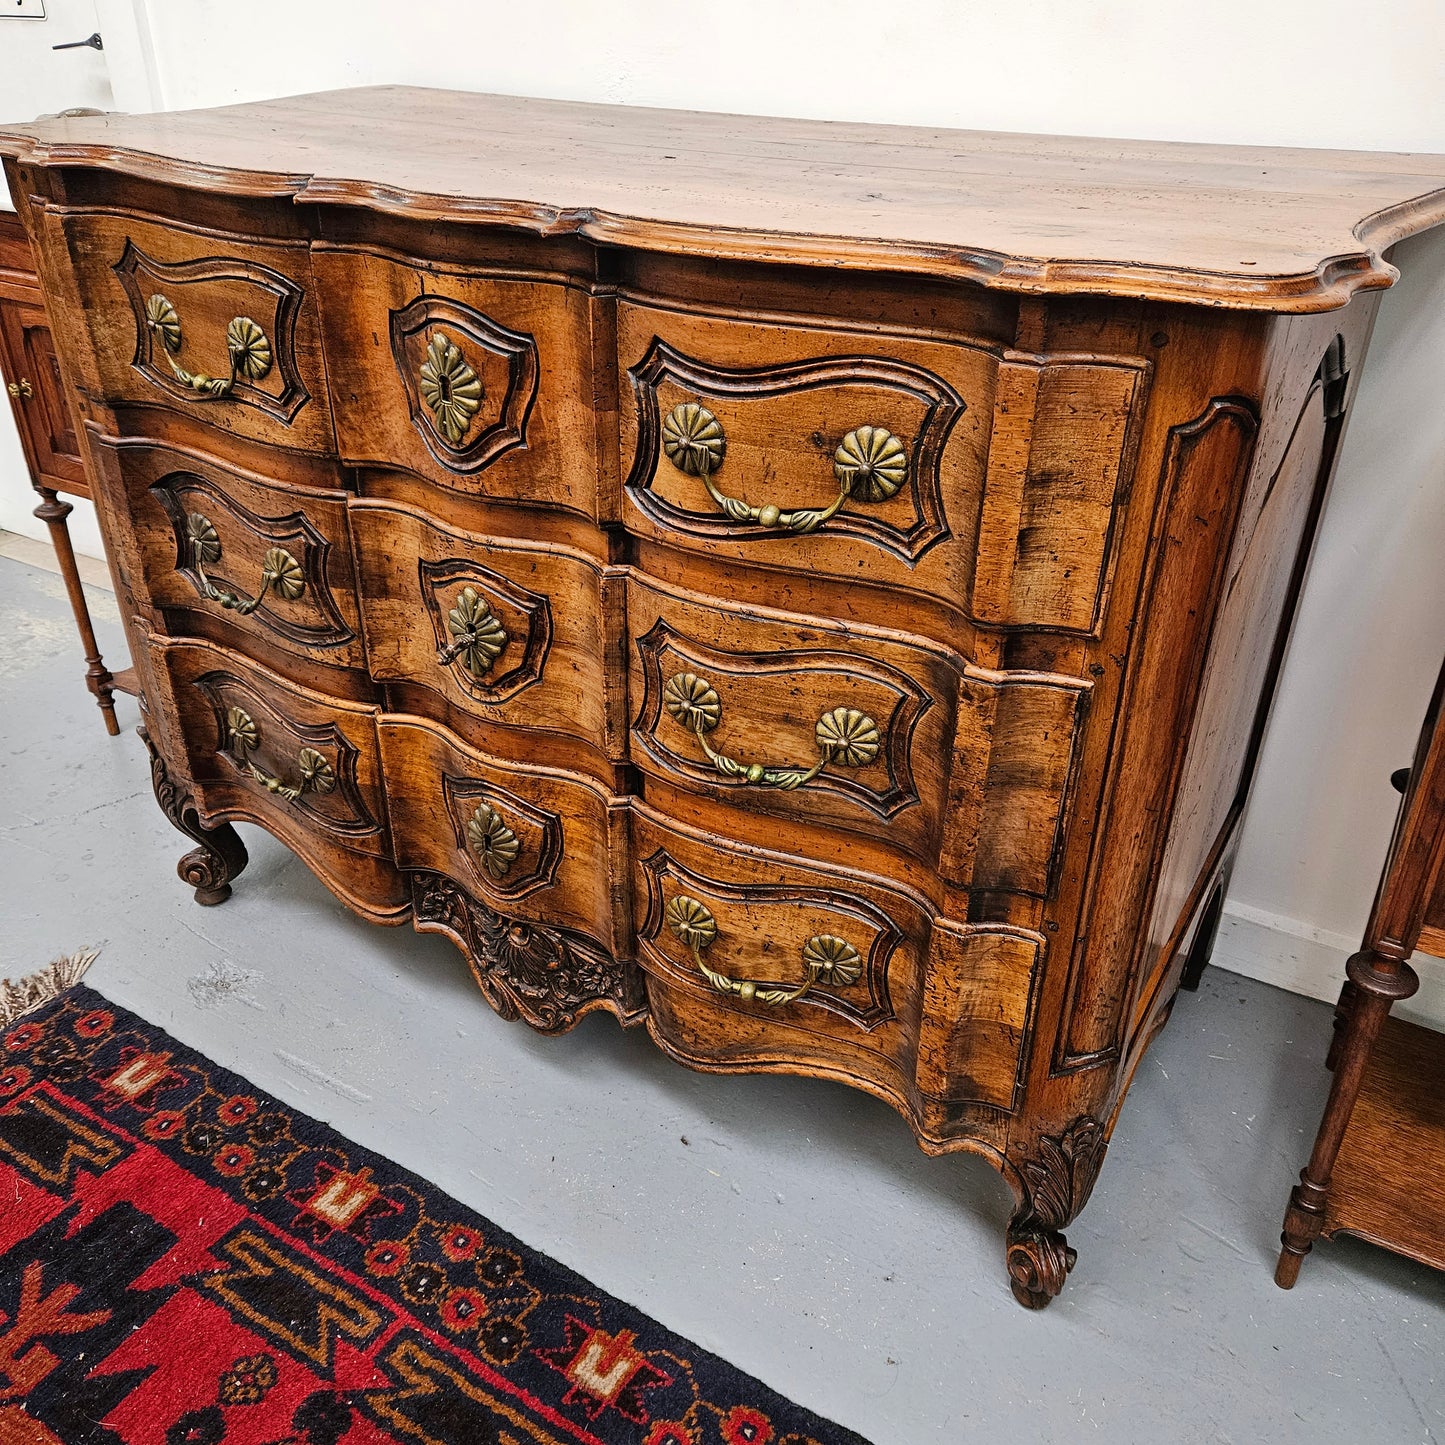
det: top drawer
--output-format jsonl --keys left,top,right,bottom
{"left": 620, "top": 303, "right": 1148, "bottom": 634}
{"left": 54, "top": 207, "right": 334, "bottom": 454}
{"left": 312, "top": 244, "right": 602, "bottom": 521}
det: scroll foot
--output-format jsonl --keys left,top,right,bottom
{"left": 140, "top": 724, "right": 248, "bottom": 905}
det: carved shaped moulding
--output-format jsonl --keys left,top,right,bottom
{"left": 625, "top": 336, "right": 963, "bottom": 564}
{"left": 150, "top": 470, "right": 355, "bottom": 650}
{"left": 389, "top": 295, "right": 539, "bottom": 473}
{"left": 441, "top": 772, "right": 562, "bottom": 901}
{"left": 410, "top": 870, "right": 645, "bottom": 1034}
{"left": 114, "top": 240, "right": 310, "bottom": 423}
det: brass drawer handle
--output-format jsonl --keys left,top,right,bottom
{"left": 146, "top": 293, "right": 273, "bottom": 398}
{"left": 663, "top": 671, "right": 880, "bottom": 789}
{"left": 436, "top": 585, "right": 508, "bottom": 677}
{"left": 6, "top": 378, "right": 32, "bottom": 400}
{"left": 225, "top": 706, "right": 335, "bottom": 801}
{"left": 465, "top": 802, "right": 520, "bottom": 879}
{"left": 665, "top": 895, "right": 863, "bottom": 1006}
{"left": 662, "top": 403, "right": 906, "bottom": 535}
{"left": 186, "top": 513, "right": 303, "bottom": 616}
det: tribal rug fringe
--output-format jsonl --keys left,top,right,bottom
{"left": 0, "top": 945, "right": 99, "bottom": 1027}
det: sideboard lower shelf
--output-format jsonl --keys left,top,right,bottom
{"left": 1321, "top": 1012, "right": 1445, "bottom": 1273}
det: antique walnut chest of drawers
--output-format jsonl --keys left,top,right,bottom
{"left": 6, "top": 89, "right": 1445, "bottom": 1308}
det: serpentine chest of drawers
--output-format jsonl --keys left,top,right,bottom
{"left": 6, "top": 90, "right": 1445, "bottom": 1308}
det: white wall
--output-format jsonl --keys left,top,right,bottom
{"left": 0, "top": 0, "right": 157, "bottom": 554}
{"left": 14, "top": 1, "right": 1445, "bottom": 1016}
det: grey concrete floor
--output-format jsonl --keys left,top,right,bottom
{"left": 1, "top": 550, "right": 1442, "bottom": 1445}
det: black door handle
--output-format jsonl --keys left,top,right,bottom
{"left": 52, "top": 32, "right": 104, "bottom": 51}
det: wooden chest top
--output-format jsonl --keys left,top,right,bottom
{"left": 5, "top": 86, "right": 1445, "bottom": 309}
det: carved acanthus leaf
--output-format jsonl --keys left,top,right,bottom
{"left": 410, "top": 871, "right": 643, "bottom": 1034}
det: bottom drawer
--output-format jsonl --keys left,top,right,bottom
{"left": 376, "top": 714, "right": 628, "bottom": 955}
{"left": 143, "top": 634, "right": 407, "bottom": 920}
{"left": 631, "top": 805, "right": 1041, "bottom": 1121}
{"left": 377, "top": 714, "right": 644, "bottom": 1031}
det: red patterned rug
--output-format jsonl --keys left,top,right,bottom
{"left": 0, "top": 986, "right": 869, "bottom": 1445}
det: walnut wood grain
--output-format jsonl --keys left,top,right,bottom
{"left": 6, "top": 89, "right": 1445, "bottom": 309}
{"left": 7, "top": 89, "right": 1442, "bottom": 1311}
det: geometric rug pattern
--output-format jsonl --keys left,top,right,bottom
{"left": 0, "top": 986, "right": 870, "bottom": 1445}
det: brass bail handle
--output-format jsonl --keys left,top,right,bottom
{"left": 225, "top": 706, "right": 335, "bottom": 803}
{"left": 662, "top": 401, "right": 907, "bottom": 535}
{"left": 185, "top": 513, "right": 302, "bottom": 616}
{"left": 146, "top": 293, "right": 273, "bottom": 398}
{"left": 664, "top": 895, "right": 863, "bottom": 1007}
{"left": 663, "top": 671, "right": 880, "bottom": 790}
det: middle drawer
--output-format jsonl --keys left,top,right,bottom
{"left": 90, "top": 432, "right": 366, "bottom": 683}
{"left": 627, "top": 574, "right": 1088, "bottom": 894}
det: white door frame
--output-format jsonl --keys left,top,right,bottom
{"left": 93, "top": 0, "right": 162, "bottom": 113}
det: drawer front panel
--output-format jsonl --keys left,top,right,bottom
{"left": 633, "top": 809, "right": 925, "bottom": 1062}
{"left": 634, "top": 810, "right": 1040, "bottom": 1115}
{"left": 629, "top": 574, "right": 954, "bottom": 864}
{"left": 92, "top": 435, "right": 364, "bottom": 674}
{"left": 377, "top": 716, "right": 624, "bottom": 957}
{"left": 350, "top": 500, "right": 624, "bottom": 759}
{"left": 59, "top": 208, "right": 333, "bottom": 452}
{"left": 313, "top": 247, "right": 601, "bottom": 518}
{"left": 142, "top": 636, "right": 404, "bottom": 920}
{"left": 619, "top": 304, "right": 993, "bottom": 611}
{"left": 629, "top": 575, "right": 1088, "bottom": 890}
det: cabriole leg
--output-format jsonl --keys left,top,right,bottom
{"left": 140, "top": 724, "right": 248, "bottom": 906}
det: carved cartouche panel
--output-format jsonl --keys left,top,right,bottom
{"left": 114, "top": 240, "right": 309, "bottom": 422}
{"left": 441, "top": 772, "right": 563, "bottom": 901}
{"left": 193, "top": 671, "right": 381, "bottom": 842}
{"left": 389, "top": 295, "right": 539, "bottom": 474}
{"left": 150, "top": 471, "right": 355, "bottom": 649}
{"left": 634, "top": 618, "right": 930, "bottom": 821}
{"left": 625, "top": 338, "right": 963, "bottom": 563}
{"left": 410, "top": 870, "right": 644, "bottom": 1034}
{"left": 638, "top": 849, "right": 899, "bottom": 1029}
{"left": 417, "top": 557, "right": 552, "bottom": 704}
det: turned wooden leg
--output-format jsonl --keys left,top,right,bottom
{"left": 1275, "top": 948, "right": 1418, "bottom": 1288}
{"left": 139, "top": 724, "right": 248, "bottom": 905}
{"left": 33, "top": 485, "right": 121, "bottom": 736}
{"left": 1005, "top": 1115, "right": 1108, "bottom": 1309}
{"left": 1324, "top": 978, "right": 1357, "bottom": 1072}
